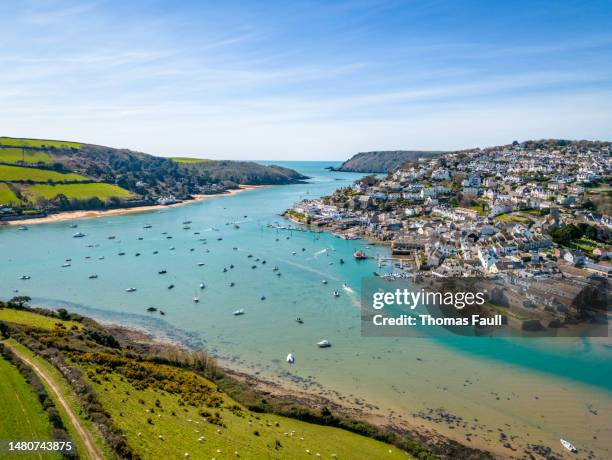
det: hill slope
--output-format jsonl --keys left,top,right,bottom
{"left": 0, "top": 137, "right": 308, "bottom": 214}
{"left": 334, "top": 150, "right": 446, "bottom": 173}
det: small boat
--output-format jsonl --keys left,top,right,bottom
{"left": 143, "top": 224, "right": 152, "bottom": 229}
{"left": 98, "top": 256, "right": 104, "bottom": 260}
{"left": 135, "top": 252, "right": 141, "bottom": 257}
{"left": 61, "top": 263, "right": 71, "bottom": 268}
{"left": 190, "top": 248, "right": 195, "bottom": 252}
{"left": 19, "top": 275, "right": 31, "bottom": 280}
{"left": 251, "top": 265, "right": 257, "bottom": 269}
{"left": 276, "top": 272, "right": 282, "bottom": 277}
{"left": 230, "top": 264, "right": 234, "bottom": 269}
{"left": 301, "top": 248, "right": 306, "bottom": 252}
{"left": 146, "top": 307, "right": 157, "bottom": 312}
{"left": 18, "top": 226, "right": 28, "bottom": 231}
{"left": 193, "top": 296, "right": 199, "bottom": 303}
{"left": 137, "top": 237, "right": 143, "bottom": 240}
{"left": 286, "top": 353, "right": 295, "bottom": 364}
{"left": 182, "top": 220, "right": 192, "bottom": 225}
{"left": 292, "top": 251, "right": 296, "bottom": 255}
{"left": 199, "top": 283, "right": 205, "bottom": 289}
{"left": 317, "top": 339, "right": 331, "bottom": 348}
{"left": 322, "top": 280, "right": 327, "bottom": 284}
{"left": 247, "top": 254, "right": 253, "bottom": 258}
{"left": 223, "top": 267, "right": 228, "bottom": 272}
{"left": 73, "top": 232, "right": 86, "bottom": 238}
{"left": 353, "top": 250, "right": 367, "bottom": 260}
{"left": 339, "top": 258, "right": 345, "bottom": 264}
{"left": 234, "top": 224, "right": 240, "bottom": 229}
{"left": 197, "top": 262, "right": 205, "bottom": 267}
{"left": 118, "top": 252, "right": 126, "bottom": 256}
{"left": 159, "top": 310, "right": 165, "bottom": 316}
{"left": 125, "top": 287, "right": 137, "bottom": 292}
{"left": 65, "top": 258, "right": 72, "bottom": 262}
{"left": 158, "top": 270, "right": 167, "bottom": 274}
{"left": 153, "top": 251, "right": 159, "bottom": 255}
{"left": 88, "top": 274, "right": 98, "bottom": 279}
{"left": 332, "top": 291, "right": 340, "bottom": 297}
{"left": 229, "top": 282, "right": 235, "bottom": 287}
{"left": 69, "top": 224, "right": 78, "bottom": 228}
{"left": 296, "top": 318, "right": 303, "bottom": 324}
{"left": 260, "top": 296, "right": 266, "bottom": 301}
{"left": 233, "top": 309, "right": 245, "bottom": 316}
{"left": 167, "top": 284, "right": 175, "bottom": 289}
{"left": 261, "top": 260, "right": 266, "bottom": 265}
{"left": 108, "top": 235, "right": 116, "bottom": 240}
{"left": 273, "top": 266, "right": 279, "bottom": 272}
{"left": 169, "top": 246, "right": 175, "bottom": 250}
{"left": 560, "top": 439, "right": 577, "bottom": 453}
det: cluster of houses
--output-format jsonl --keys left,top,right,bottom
{"left": 289, "top": 141, "right": 612, "bottom": 283}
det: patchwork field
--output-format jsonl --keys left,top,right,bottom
{"left": 0, "top": 137, "right": 81, "bottom": 149}
{"left": 21, "top": 183, "right": 133, "bottom": 202}
{"left": 0, "top": 355, "right": 62, "bottom": 460}
{"left": 0, "top": 164, "right": 87, "bottom": 182}
{"left": 77, "top": 356, "right": 406, "bottom": 460}
{"left": 0, "top": 147, "right": 54, "bottom": 164}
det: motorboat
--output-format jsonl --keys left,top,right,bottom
{"left": 296, "top": 318, "right": 303, "bottom": 324}
{"left": 286, "top": 353, "right": 295, "bottom": 364}
{"left": 158, "top": 270, "right": 167, "bottom": 274}
{"left": 322, "top": 280, "right": 327, "bottom": 284}
{"left": 143, "top": 224, "right": 152, "bottom": 229}
{"left": 18, "top": 226, "right": 28, "bottom": 231}
{"left": 197, "top": 262, "right": 205, "bottom": 267}
{"left": 233, "top": 309, "right": 245, "bottom": 316}
{"left": 167, "top": 284, "right": 175, "bottom": 289}
{"left": 199, "top": 283, "right": 205, "bottom": 289}
{"left": 353, "top": 250, "right": 367, "bottom": 260}
{"left": 125, "top": 287, "right": 137, "bottom": 292}
{"left": 19, "top": 275, "right": 31, "bottom": 280}
{"left": 61, "top": 263, "right": 71, "bottom": 268}
{"left": 560, "top": 439, "right": 577, "bottom": 453}
{"left": 88, "top": 274, "right": 98, "bottom": 279}
{"left": 317, "top": 340, "right": 331, "bottom": 348}
{"left": 193, "top": 296, "right": 199, "bottom": 303}
{"left": 73, "top": 232, "right": 86, "bottom": 238}
{"left": 332, "top": 291, "right": 340, "bottom": 297}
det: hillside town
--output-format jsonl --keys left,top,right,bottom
{"left": 287, "top": 140, "right": 612, "bottom": 329}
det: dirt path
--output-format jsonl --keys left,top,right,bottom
{"left": 6, "top": 343, "right": 104, "bottom": 460}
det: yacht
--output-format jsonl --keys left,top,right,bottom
{"left": 317, "top": 340, "right": 331, "bottom": 348}
{"left": 560, "top": 439, "right": 577, "bottom": 453}
{"left": 73, "top": 232, "right": 86, "bottom": 238}
{"left": 233, "top": 309, "right": 245, "bottom": 316}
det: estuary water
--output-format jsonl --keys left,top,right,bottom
{"left": 1, "top": 161, "right": 610, "bottom": 457}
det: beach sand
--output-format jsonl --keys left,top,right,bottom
{"left": 3, "top": 185, "right": 268, "bottom": 226}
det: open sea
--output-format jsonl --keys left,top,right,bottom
{"left": 1, "top": 161, "right": 610, "bottom": 457}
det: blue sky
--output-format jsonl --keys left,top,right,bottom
{"left": 1, "top": 0, "right": 611, "bottom": 160}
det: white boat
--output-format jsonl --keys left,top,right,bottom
{"left": 61, "top": 263, "right": 71, "bottom": 268}
{"left": 18, "top": 226, "right": 28, "bottom": 231}
{"left": 69, "top": 224, "right": 78, "bottom": 228}
{"left": 332, "top": 291, "right": 340, "bottom": 297}
{"left": 73, "top": 232, "right": 86, "bottom": 238}
{"left": 233, "top": 309, "right": 245, "bottom": 316}
{"left": 199, "top": 283, "right": 205, "bottom": 289}
{"left": 317, "top": 339, "right": 331, "bottom": 348}
{"left": 322, "top": 280, "right": 327, "bottom": 284}
{"left": 286, "top": 353, "right": 295, "bottom": 364}
{"left": 125, "top": 287, "right": 137, "bottom": 292}
{"left": 560, "top": 439, "right": 577, "bottom": 453}
{"left": 193, "top": 297, "right": 199, "bottom": 303}
{"left": 19, "top": 275, "right": 31, "bottom": 280}
{"left": 197, "top": 262, "right": 205, "bottom": 266}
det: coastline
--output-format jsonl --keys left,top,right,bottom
{"left": 2, "top": 185, "right": 268, "bottom": 226}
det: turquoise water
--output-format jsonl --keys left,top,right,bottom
{"left": 1, "top": 161, "right": 611, "bottom": 453}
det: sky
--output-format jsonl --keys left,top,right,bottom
{"left": 1, "top": 0, "right": 612, "bottom": 160}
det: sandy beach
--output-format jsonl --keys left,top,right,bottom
{"left": 2, "top": 185, "right": 268, "bottom": 226}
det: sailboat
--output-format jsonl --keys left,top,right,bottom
{"left": 560, "top": 439, "right": 577, "bottom": 453}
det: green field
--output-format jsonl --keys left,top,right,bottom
{"left": 0, "top": 137, "right": 81, "bottom": 149}
{"left": 22, "top": 183, "right": 133, "bottom": 202}
{"left": 0, "top": 147, "right": 55, "bottom": 164}
{"left": 0, "top": 355, "right": 62, "bottom": 460}
{"left": 0, "top": 183, "right": 23, "bottom": 205}
{"left": 495, "top": 213, "right": 531, "bottom": 223}
{"left": 78, "top": 359, "right": 406, "bottom": 460}
{"left": 170, "top": 157, "right": 211, "bottom": 163}
{"left": 0, "top": 164, "right": 87, "bottom": 182}
{"left": 0, "top": 308, "right": 82, "bottom": 331}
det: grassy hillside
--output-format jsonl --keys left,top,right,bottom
{"left": 0, "top": 301, "right": 433, "bottom": 460}
{"left": 77, "top": 354, "right": 406, "bottom": 460}
{"left": 0, "top": 355, "right": 62, "bottom": 460}
{"left": 0, "top": 136, "right": 308, "bottom": 216}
